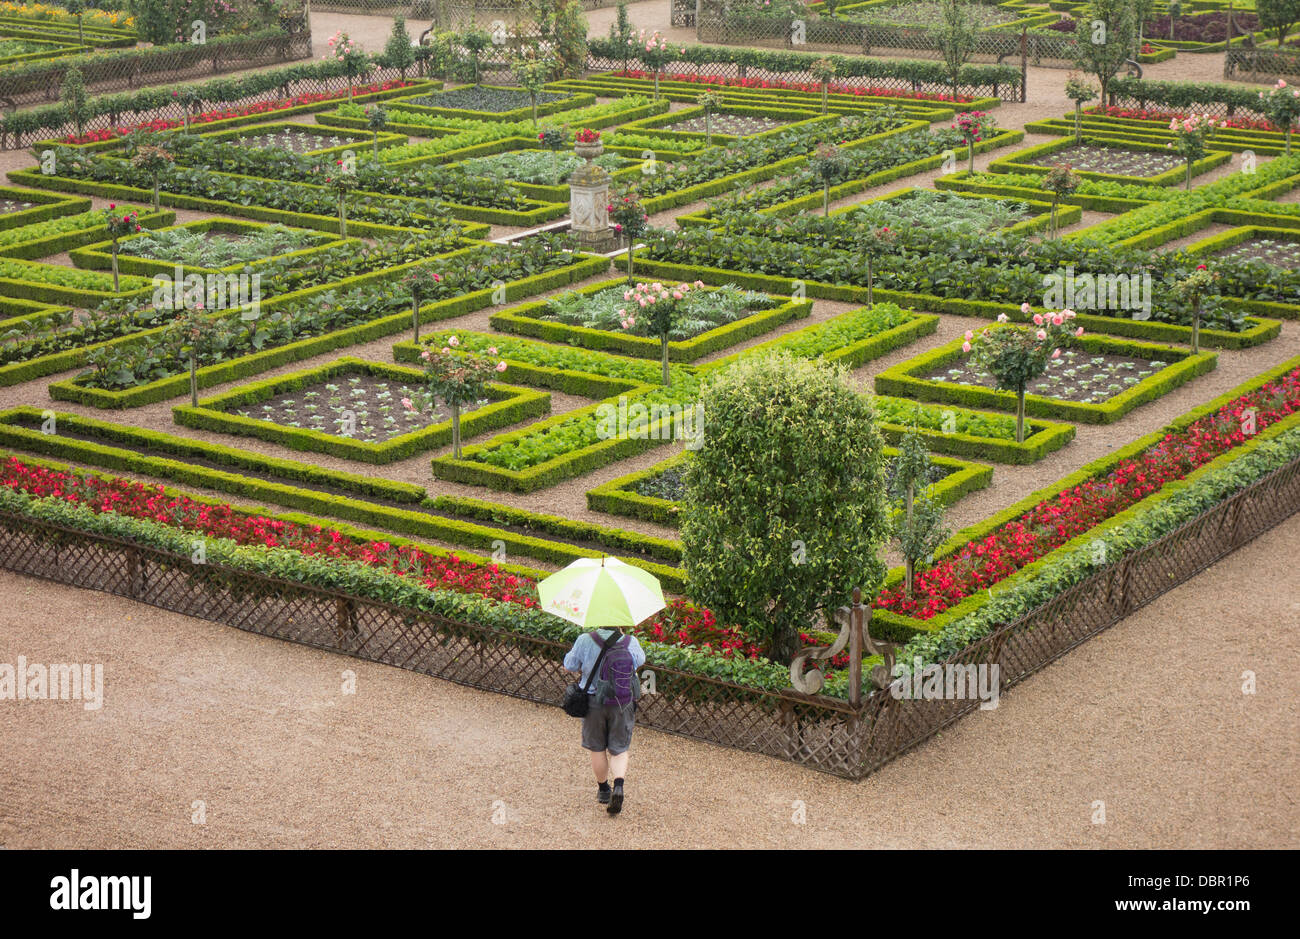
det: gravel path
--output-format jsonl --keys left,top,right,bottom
{"left": 1, "top": 510, "right": 1296, "bottom": 849}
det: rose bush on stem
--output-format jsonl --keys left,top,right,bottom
{"left": 697, "top": 88, "right": 724, "bottom": 145}
{"left": 325, "top": 31, "right": 370, "bottom": 98}
{"left": 1171, "top": 262, "right": 1220, "bottom": 354}
{"left": 637, "top": 29, "right": 679, "bottom": 100}
{"left": 164, "top": 303, "right": 219, "bottom": 407}
{"left": 617, "top": 279, "right": 704, "bottom": 386}
{"left": 855, "top": 223, "right": 895, "bottom": 307}
{"left": 965, "top": 305, "right": 1082, "bottom": 443}
{"left": 1064, "top": 73, "right": 1098, "bottom": 143}
{"left": 1167, "top": 113, "right": 1222, "bottom": 190}
{"left": 809, "top": 142, "right": 850, "bottom": 216}
{"left": 129, "top": 143, "right": 173, "bottom": 212}
{"left": 953, "top": 110, "right": 995, "bottom": 175}
{"left": 103, "top": 203, "right": 141, "bottom": 292}
{"left": 405, "top": 337, "right": 507, "bottom": 459}
{"left": 608, "top": 191, "right": 649, "bottom": 283}
{"left": 1258, "top": 79, "right": 1300, "bottom": 155}
{"left": 321, "top": 159, "right": 360, "bottom": 237}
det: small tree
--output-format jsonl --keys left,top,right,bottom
{"left": 953, "top": 110, "right": 994, "bottom": 175}
{"left": 166, "top": 304, "right": 218, "bottom": 408}
{"left": 173, "top": 88, "right": 203, "bottom": 132}
{"left": 326, "top": 31, "right": 369, "bottom": 98}
{"left": 1258, "top": 79, "right": 1300, "bottom": 155}
{"left": 323, "top": 160, "right": 360, "bottom": 237}
{"left": 1073, "top": 0, "right": 1137, "bottom": 106}
{"left": 638, "top": 29, "right": 678, "bottom": 101}
{"left": 404, "top": 338, "right": 507, "bottom": 459}
{"left": 1256, "top": 0, "right": 1300, "bottom": 46}
{"left": 697, "top": 89, "right": 724, "bottom": 146}
{"left": 856, "top": 223, "right": 895, "bottom": 307}
{"left": 809, "top": 142, "right": 851, "bottom": 216}
{"left": 1168, "top": 0, "right": 1182, "bottom": 39}
{"left": 382, "top": 16, "right": 416, "bottom": 80}
{"left": 61, "top": 67, "right": 89, "bottom": 139}
{"left": 681, "top": 352, "right": 891, "bottom": 665}
{"left": 1170, "top": 263, "right": 1220, "bottom": 354}
{"left": 611, "top": 2, "right": 635, "bottom": 72}
{"left": 403, "top": 266, "right": 444, "bottom": 344}
{"left": 511, "top": 49, "right": 558, "bottom": 129}
{"left": 366, "top": 105, "right": 388, "bottom": 160}
{"left": 1041, "top": 163, "right": 1080, "bottom": 240}
{"left": 889, "top": 431, "right": 949, "bottom": 600}
{"left": 1064, "top": 73, "right": 1099, "bottom": 143}
{"left": 936, "top": 0, "right": 978, "bottom": 103}
{"left": 1133, "top": 0, "right": 1157, "bottom": 50}
{"left": 811, "top": 57, "right": 836, "bottom": 115}
{"left": 130, "top": 145, "right": 173, "bottom": 212}
{"left": 966, "top": 308, "right": 1082, "bottom": 443}
{"left": 1167, "top": 113, "right": 1221, "bottom": 190}
{"left": 104, "top": 203, "right": 141, "bottom": 293}
{"left": 66, "top": 0, "right": 85, "bottom": 46}
{"left": 463, "top": 24, "right": 491, "bottom": 84}
{"left": 538, "top": 125, "right": 567, "bottom": 184}
{"left": 608, "top": 190, "right": 649, "bottom": 283}
{"left": 616, "top": 280, "right": 702, "bottom": 386}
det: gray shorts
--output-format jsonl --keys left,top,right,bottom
{"left": 581, "top": 698, "right": 636, "bottom": 755}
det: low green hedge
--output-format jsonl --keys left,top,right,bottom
{"left": 628, "top": 257, "right": 1274, "bottom": 348}
{"left": 0, "top": 186, "right": 91, "bottom": 232}
{"left": 172, "top": 357, "right": 552, "bottom": 465}
{"left": 0, "top": 205, "right": 174, "bottom": 260}
{"left": 873, "top": 331, "right": 1218, "bottom": 425}
{"left": 987, "top": 134, "right": 1232, "bottom": 186}
{"left": 0, "top": 406, "right": 426, "bottom": 503}
{"left": 46, "top": 253, "right": 611, "bottom": 408}
{"left": 489, "top": 280, "right": 812, "bottom": 363}
{"left": 381, "top": 85, "right": 596, "bottom": 123}
{"left": 872, "top": 352, "right": 1300, "bottom": 642}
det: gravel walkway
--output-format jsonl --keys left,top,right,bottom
{"left": 1, "top": 510, "right": 1296, "bottom": 849}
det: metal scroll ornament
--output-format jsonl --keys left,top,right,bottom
{"left": 789, "top": 588, "right": 894, "bottom": 704}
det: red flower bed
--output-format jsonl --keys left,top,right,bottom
{"left": 58, "top": 80, "right": 418, "bottom": 145}
{"left": 0, "top": 457, "right": 766, "bottom": 658}
{"left": 875, "top": 366, "right": 1300, "bottom": 619}
{"left": 611, "top": 70, "right": 973, "bottom": 103}
{"left": 1086, "top": 105, "right": 1283, "bottom": 133}
{"left": 0, "top": 458, "right": 535, "bottom": 606}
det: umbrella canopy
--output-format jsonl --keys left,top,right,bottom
{"left": 537, "top": 556, "right": 665, "bottom": 629}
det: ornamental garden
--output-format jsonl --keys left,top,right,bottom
{"left": 0, "top": 5, "right": 1299, "bottom": 776}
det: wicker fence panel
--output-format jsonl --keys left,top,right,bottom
{"left": 1224, "top": 45, "right": 1300, "bottom": 83}
{"left": 2, "top": 455, "right": 1298, "bottom": 779}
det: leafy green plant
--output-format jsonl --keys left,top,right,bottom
{"left": 889, "top": 430, "right": 949, "bottom": 598}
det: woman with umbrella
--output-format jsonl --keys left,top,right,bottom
{"left": 541, "top": 557, "right": 663, "bottom": 816}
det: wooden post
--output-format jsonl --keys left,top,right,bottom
{"left": 847, "top": 588, "right": 863, "bottom": 707}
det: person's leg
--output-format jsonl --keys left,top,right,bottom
{"left": 608, "top": 750, "right": 629, "bottom": 780}
{"left": 589, "top": 749, "right": 609, "bottom": 784}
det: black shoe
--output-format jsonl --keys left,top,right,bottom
{"left": 606, "top": 782, "right": 624, "bottom": 815}
{"left": 597, "top": 785, "right": 611, "bottom": 805}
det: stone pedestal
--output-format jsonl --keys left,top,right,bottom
{"left": 569, "top": 140, "right": 619, "bottom": 253}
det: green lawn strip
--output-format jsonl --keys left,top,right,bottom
{"left": 873, "top": 331, "right": 1218, "bottom": 425}
{"left": 172, "top": 358, "right": 552, "bottom": 465}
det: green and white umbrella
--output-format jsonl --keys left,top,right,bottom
{"left": 537, "top": 556, "right": 665, "bottom": 629}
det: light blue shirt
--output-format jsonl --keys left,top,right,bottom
{"left": 564, "top": 629, "right": 646, "bottom": 694}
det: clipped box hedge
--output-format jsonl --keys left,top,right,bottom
{"left": 873, "top": 331, "right": 1218, "bottom": 425}
{"left": 986, "top": 134, "right": 1232, "bottom": 186}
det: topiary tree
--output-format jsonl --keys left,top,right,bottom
{"left": 1257, "top": 0, "right": 1300, "bottom": 46}
{"left": 165, "top": 303, "right": 219, "bottom": 408}
{"left": 1041, "top": 163, "right": 1080, "bottom": 239}
{"left": 130, "top": 144, "right": 174, "bottom": 211}
{"left": 952, "top": 109, "right": 994, "bottom": 175}
{"left": 462, "top": 24, "right": 491, "bottom": 85}
{"left": 511, "top": 49, "right": 558, "bottom": 128}
{"left": 1168, "top": 113, "right": 1222, "bottom": 190}
{"left": 608, "top": 189, "right": 649, "bottom": 283}
{"left": 103, "top": 203, "right": 141, "bottom": 293}
{"left": 322, "top": 159, "right": 360, "bottom": 237}
{"left": 403, "top": 265, "right": 444, "bottom": 344}
{"left": 1073, "top": 0, "right": 1137, "bottom": 106}
{"left": 936, "top": 0, "right": 978, "bottom": 103}
{"left": 382, "top": 15, "right": 416, "bottom": 80}
{"left": 538, "top": 125, "right": 566, "bottom": 184}
{"left": 610, "top": 1, "right": 635, "bottom": 73}
{"left": 855, "top": 223, "right": 895, "bottom": 307}
{"left": 1170, "top": 263, "right": 1220, "bottom": 354}
{"left": 811, "top": 56, "right": 836, "bottom": 114}
{"left": 965, "top": 307, "right": 1082, "bottom": 443}
{"left": 889, "top": 431, "right": 949, "bottom": 600}
{"left": 66, "top": 0, "right": 86, "bottom": 46}
{"left": 809, "top": 142, "right": 850, "bottom": 216}
{"left": 697, "top": 88, "right": 724, "bottom": 146}
{"left": 681, "top": 352, "right": 891, "bottom": 665}
{"left": 61, "top": 67, "right": 90, "bottom": 139}
{"left": 366, "top": 104, "right": 388, "bottom": 160}
{"left": 616, "top": 280, "right": 701, "bottom": 386}
{"left": 1064, "top": 73, "right": 1098, "bottom": 143}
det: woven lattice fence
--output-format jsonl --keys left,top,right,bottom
{"left": 2, "top": 453, "right": 1299, "bottom": 778}
{"left": 1224, "top": 45, "right": 1300, "bottom": 83}
{"left": 0, "top": 17, "right": 312, "bottom": 108}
